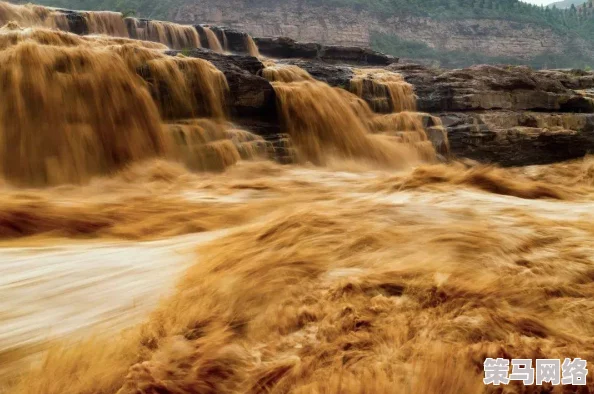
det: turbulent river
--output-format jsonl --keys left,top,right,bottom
{"left": 0, "top": 1, "right": 594, "bottom": 393}
{"left": 1, "top": 159, "right": 594, "bottom": 394}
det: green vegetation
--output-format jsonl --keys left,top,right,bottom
{"left": 353, "top": 0, "right": 594, "bottom": 69}
{"left": 26, "top": 0, "right": 594, "bottom": 36}
{"left": 371, "top": 32, "right": 594, "bottom": 69}
{"left": 312, "top": 0, "right": 594, "bottom": 41}
{"left": 17, "top": 0, "right": 594, "bottom": 68}
{"left": 549, "top": 0, "right": 585, "bottom": 9}
{"left": 316, "top": 0, "right": 588, "bottom": 24}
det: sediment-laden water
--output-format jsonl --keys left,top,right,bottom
{"left": 0, "top": 2, "right": 593, "bottom": 393}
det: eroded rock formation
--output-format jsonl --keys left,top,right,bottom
{"left": 254, "top": 37, "right": 396, "bottom": 65}
{"left": 386, "top": 64, "right": 594, "bottom": 165}
{"left": 5, "top": 1, "right": 594, "bottom": 168}
{"left": 443, "top": 112, "right": 594, "bottom": 166}
{"left": 390, "top": 64, "right": 594, "bottom": 113}
{"left": 167, "top": 0, "right": 594, "bottom": 64}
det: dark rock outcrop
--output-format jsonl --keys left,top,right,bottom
{"left": 279, "top": 59, "right": 354, "bottom": 88}
{"left": 209, "top": 26, "right": 253, "bottom": 54}
{"left": 442, "top": 111, "right": 594, "bottom": 166}
{"left": 390, "top": 64, "right": 594, "bottom": 113}
{"left": 193, "top": 25, "right": 211, "bottom": 48}
{"left": 254, "top": 37, "right": 397, "bottom": 65}
{"left": 265, "top": 133, "right": 296, "bottom": 165}
{"left": 255, "top": 37, "right": 320, "bottom": 59}
{"left": 166, "top": 48, "right": 278, "bottom": 134}
{"left": 53, "top": 9, "right": 88, "bottom": 35}
{"left": 124, "top": 17, "right": 144, "bottom": 39}
{"left": 319, "top": 45, "right": 395, "bottom": 65}
{"left": 378, "top": 64, "right": 594, "bottom": 165}
{"left": 195, "top": 24, "right": 261, "bottom": 54}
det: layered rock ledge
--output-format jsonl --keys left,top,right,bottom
{"left": 160, "top": 45, "right": 594, "bottom": 166}
{"left": 32, "top": 5, "right": 594, "bottom": 167}
{"left": 386, "top": 64, "right": 594, "bottom": 165}
{"left": 390, "top": 64, "right": 594, "bottom": 113}
{"left": 254, "top": 37, "right": 397, "bottom": 65}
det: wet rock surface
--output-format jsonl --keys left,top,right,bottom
{"left": 194, "top": 25, "right": 211, "bottom": 48}
{"left": 443, "top": 111, "right": 594, "bottom": 166}
{"left": 279, "top": 59, "right": 354, "bottom": 87}
{"left": 166, "top": 49, "right": 277, "bottom": 125}
{"left": 45, "top": 7, "right": 594, "bottom": 166}
{"left": 155, "top": 45, "right": 594, "bottom": 167}
{"left": 254, "top": 37, "right": 397, "bottom": 65}
{"left": 53, "top": 9, "right": 88, "bottom": 35}
{"left": 254, "top": 37, "right": 321, "bottom": 60}
{"left": 320, "top": 45, "right": 395, "bottom": 65}
{"left": 371, "top": 64, "right": 594, "bottom": 165}
{"left": 390, "top": 64, "right": 594, "bottom": 113}
{"left": 209, "top": 26, "right": 251, "bottom": 53}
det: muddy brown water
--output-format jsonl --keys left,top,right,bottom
{"left": 1, "top": 3, "right": 594, "bottom": 392}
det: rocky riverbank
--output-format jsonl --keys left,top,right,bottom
{"left": 5, "top": 2, "right": 594, "bottom": 167}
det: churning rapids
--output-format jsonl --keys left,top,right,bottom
{"left": 1, "top": 2, "right": 594, "bottom": 393}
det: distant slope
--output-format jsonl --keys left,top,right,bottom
{"left": 12, "top": 0, "right": 594, "bottom": 69}
{"left": 548, "top": 0, "right": 585, "bottom": 9}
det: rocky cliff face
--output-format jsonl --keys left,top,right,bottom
{"left": 168, "top": 0, "right": 591, "bottom": 61}
{"left": 15, "top": 2, "right": 594, "bottom": 167}
{"left": 163, "top": 34, "right": 594, "bottom": 167}
{"left": 389, "top": 64, "right": 594, "bottom": 166}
